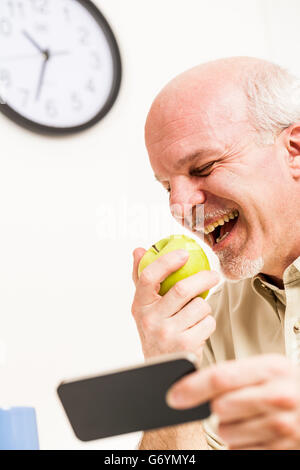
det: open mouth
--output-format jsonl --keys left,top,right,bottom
{"left": 205, "top": 210, "right": 239, "bottom": 248}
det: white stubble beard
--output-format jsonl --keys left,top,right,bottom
{"left": 217, "top": 247, "right": 264, "bottom": 281}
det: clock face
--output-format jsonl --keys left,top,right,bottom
{"left": 0, "top": 0, "right": 122, "bottom": 134}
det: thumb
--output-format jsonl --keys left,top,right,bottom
{"left": 132, "top": 247, "right": 146, "bottom": 286}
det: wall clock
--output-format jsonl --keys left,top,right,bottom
{"left": 0, "top": 0, "right": 122, "bottom": 135}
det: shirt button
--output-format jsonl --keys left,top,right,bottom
{"left": 261, "top": 284, "right": 271, "bottom": 292}
{"left": 293, "top": 321, "right": 300, "bottom": 333}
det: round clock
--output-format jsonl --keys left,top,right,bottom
{"left": 0, "top": 0, "right": 122, "bottom": 135}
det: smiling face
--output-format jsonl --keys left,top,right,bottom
{"left": 145, "top": 60, "right": 300, "bottom": 281}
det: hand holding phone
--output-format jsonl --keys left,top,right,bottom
{"left": 57, "top": 352, "right": 211, "bottom": 441}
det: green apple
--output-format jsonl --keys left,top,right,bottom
{"left": 138, "top": 234, "right": 211, "bottom": 298}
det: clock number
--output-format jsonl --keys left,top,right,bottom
{"left": 7, "top": 1, "right": 15, "bottom": 16}
{"left": 0, "top": 69, "right": 10, "bottom": 104}
{"left": 45, "top": 100, "right": 58, "bottom": 118}
{"left": 71, "top": 93, "right": 82, "bottom": 111}
{"left": 0, "top": 69, "right": 11, "bottom": 88}
{"left": 0, "top": 18, "right": 12, "bottom": 36}
{"left": 64, "top": 7, "right": 70, "bottom": 22}
{"left": 86, "top": 79, "right": 96, "bottom": 93}
{"left": 7, "top": 1, "right": 25, "bottom": 17}
{"left": 91, "top": 52, "right": 101, "bottom": 70}
{"left": 78, "top": 27, "right": 89, "bottom": 45}
{"left": 7, "top": 1, "right": 14, "bottom": 16}
{"left": 19, "top": 88, "right": 29, "bottom": 107}
{"left": 31, "top": 0, "right": 48, "bottom": 14}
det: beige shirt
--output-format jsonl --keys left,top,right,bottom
{"left": 202, "top": 256, "right": 300, "bottom": 449}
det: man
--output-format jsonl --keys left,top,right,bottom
{"left": 131, "top": 57, "right": 300, "bottom": 450}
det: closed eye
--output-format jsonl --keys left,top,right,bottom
{"left": 190, "top": 161, "right": 215, "bottom": 177}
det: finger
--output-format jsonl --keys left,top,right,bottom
{"left": 134, "top": 250, "right": 189, "bottom": 306}
{"left": 169, "top": 296, "right": 212, "bottom": 331}
{"left": 166, "top": 354, "right": 291, "bottom": 409}
{"left": 132, "top": 247, "right": 146, "bottom": 285}
{"left": 158, "top": 270, "right": 220, "bottom": 317}
{"left": 212, "top": 379, "right": 297, "bottom": 423}
{"left": 181, "top": 315, "right": 216, "bottom": 348}
{"left": 241, "top": 437, "right": 297, "bottom": 450}
{"left": 218, "top": 412, "right": 296, "bottom": 449}
{"left": 171, "top": 315, "right": 216, "bottom": 362}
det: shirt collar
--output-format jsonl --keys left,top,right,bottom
{"left": 251, "top": 255, "right": 300, "bottom": 305}
{"left": 291, "top": 256, "right": 300, "bottom": 278}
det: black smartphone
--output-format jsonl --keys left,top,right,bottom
{"left": 57, "top": 352, "right": 211, "bottom": 441}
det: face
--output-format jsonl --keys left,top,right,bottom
{"left": 145, "top": 77, "right": 293, "bottom": 280}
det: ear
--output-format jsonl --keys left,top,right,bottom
{"left": 283, "top": 123, "right": 300, "bottom": 179}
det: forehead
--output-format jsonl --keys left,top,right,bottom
{"left": 145, "top": 78, "right": 251, "bottom": 169}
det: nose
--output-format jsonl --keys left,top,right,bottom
{"left": 169, "top": 176, "right": 207, "bottom": 224}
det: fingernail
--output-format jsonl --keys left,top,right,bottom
{"left": 166, "top": 388, "right": 185, "bottom": 408}
{"left": 176, "top": 249, "right": 189, "bottom": 260}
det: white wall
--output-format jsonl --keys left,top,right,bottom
{"left": 0, "top": 0, "right": 299, "bottom": 450}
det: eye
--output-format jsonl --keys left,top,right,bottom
{"left": 191, "top": 162, "right": 215, "bottom": 177}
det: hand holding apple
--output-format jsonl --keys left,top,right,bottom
{"left": 138, "top": 234, "right": 211, "bottom": 298}
{"left": 131, "top": 235, "right": 220, "bottom": 361}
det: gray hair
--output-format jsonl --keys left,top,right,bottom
{"left": 245, "top": 62, "right": 300, "bottom": 145}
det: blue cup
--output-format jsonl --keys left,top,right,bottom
{"left": 0, "top": 407, "right": 39, "bottom": 450}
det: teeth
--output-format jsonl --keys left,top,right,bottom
{"left": 216, "top": 232, "right": 229, "bottom": 244}
{"left": 204, "top": 210, "right": 239, "bottom": 235}
{"left": 207, "top": 224, "right": 215, "bottom": 233}
{"left": 216, "top": 232, "right": 230, "bottom": 244}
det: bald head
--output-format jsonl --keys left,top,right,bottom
{"left": 145, "top": 57, "right": 270, "bottom": 165}
{"left": 145, "top": 56, "right": 293, "bottom": 153}
{"left": 149, "top": 56, "right": 265, "bottom": 107}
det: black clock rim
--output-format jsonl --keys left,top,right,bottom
{"left": 0, "top": 0, "right": 122, "bottom": 136}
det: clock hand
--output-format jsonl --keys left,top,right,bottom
{"left": 22, "top": 30, "right": 46, "bottom": 55}
{"left": 51, "top": 50, "right": 71, "bottom": 58}
{"left": 0, "top": 53, "right": 40, "bottom": 61}
{"left": 0, "top": 50, "right": 70, "bottom": 61}
{"left": 36, "top": 49, "right": 50, "bottom": 101}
